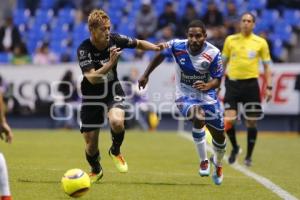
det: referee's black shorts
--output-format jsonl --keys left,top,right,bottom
{"left": 224, "top": 77, "right": 263, "bottom": 118}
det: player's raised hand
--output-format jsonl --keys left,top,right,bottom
{"left": 192, "top": 81, "right": 211, "bottom": 91}
{"left": 109, "top": 47, "right": 122, "bottom": 66}
{"left": 156, "top": 42, "right": 168, "bottom": 51}
{"left": 138, "top": 76, "right": 149, "bottom": 90}
{"left": 0, "top": 121, "right": 13, "bottom": 143}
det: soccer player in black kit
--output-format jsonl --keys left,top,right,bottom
{"left": 77, "top": 9, "right": 166, "bottom": 183}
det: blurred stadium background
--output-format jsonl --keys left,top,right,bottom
{"left": 0, "top": 0, "right": 299, "bottom": 131}
{"left": 0, "top": 0, "right": 300, "bottom": 199}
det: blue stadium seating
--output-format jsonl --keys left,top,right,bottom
{"left": 0, "top": 53, "right": 11, "bottom": 64}
{"left": 14, "top": 0, "right": 298, "bottom": 62}
{"left": 57, "top": 8, "right": 74, "bottom": 24}
{"left": 271, "top": 37, "right": 285, "bottom": 59}
{"left": 40, "top": 0, "right": 55, "bottom": 10}
{"left": 261, "top": 9, "right": 280, "bottom": 26}
{"left": 283, "top": 9, "right": 300, "bottom": 27}
{"left": 13, "top": 9, "right": 30, "bottom": 25}
{"left": 274, "top": 21, "right": 294, "bottom": 44}
{"left": 247, "top": 0, "right": 267, "bottom": 10}
{"left": 254, "top": 19, "right": 271, "bottom": 33}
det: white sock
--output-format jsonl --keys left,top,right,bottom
{"left": 0, "top": 153, "right": 11, "bottom": 196}
{"left": 212, "top": 139, "right": 226, "bottom": 167}
{"left": 192, "top": 127, "right": 207, "bottom": 162}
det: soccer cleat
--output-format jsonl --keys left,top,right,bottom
{"left": 1, "top": 196, "right": 13, "bottom": 200}
{"left": 89, "top": 169, "right": 103, "bottom": 183}
{"left": 244, "top": 158, "right": 252, "bottom": 167}
{"left": 199, "top": 160, "right": 210, "bottom": 177}
{"left": 228, "top": 146, "right": 242, "bottom": 164}
{"left": 109, "top": 150, "right": 128, "bottom": 173}
{"left": 210, "top": 156, "right": 223, "bottom": 185}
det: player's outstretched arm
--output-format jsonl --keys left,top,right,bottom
{"left": 0, "top": 93, "right": 13, "bottom": 144}
{"left": 138, "top": 53, "right": 166, "bottom": 89}
{"left": 136, "top": 40, "right": 167, "bottom": 51}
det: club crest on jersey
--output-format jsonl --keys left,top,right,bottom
{"left": 79, "top": 50, "right": 85, "bottom": 56}
{"left": 201, "top": 61, "right": 210, "bottom": 69}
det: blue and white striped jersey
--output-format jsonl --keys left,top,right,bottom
{"left": 162, "top": 39, "right": 223, "bottom": 104}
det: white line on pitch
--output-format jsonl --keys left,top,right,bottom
{"left": 178, "top": 131, "right": 299, "bottom": 200}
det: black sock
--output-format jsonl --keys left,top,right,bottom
{"left": 246, "top": 127, "right": 257, "bottom": 159}
{"left": 226, "top": 127, "right": 238, "bottom": 150}
{"left": 110, "top": 129, "right": 125, "bottom": 156}
{"left": 85, "top": 150, "right": 101, "bottom": 173}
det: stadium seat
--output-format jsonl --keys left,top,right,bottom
{"left": 254, "top": 19, "right": 270, "bottom": 33}
{"left": 273, "top": 21, "right": 297, "bottom": 45}
{"left": 108, "top": 9, "right": 123, "bottom": 29}
{"left": 247, "top": 0, "right": 266, "bottom": 10}
{"left": 13, "top": 9, "right": 31, "bottom": 25}
{"left": 283, "top": 9, "right": 300, "bottom": 27}
{"left": 260, "top": 9, "right": 280, "bottom": 26}
{"left": 34, "top": 9, "right": 54, "bottom": 25}
{"left": 117, "top": 18, "right": 135, "bottom": 37}
{"left": 269, "top": 35, "right": 288, "bottom": 61}
{"left": 51, "top": 23, "right": 70, "bottom": 41}
{"left": 0, "top": 53, "right": 11, "bottom": 64}
{"left": 50, "top": 41, "right": 67, "bottom": 55}
{"left": 57, "top": 8, "right": 75, "bottom": 24}
{"left": 40, "top": 0, "right": 55, "bottom": 9}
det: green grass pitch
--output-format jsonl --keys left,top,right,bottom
{"left": 1, "top": 130, "right": 299, "bottom": 200}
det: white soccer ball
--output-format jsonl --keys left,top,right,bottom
{"left": 61, "top": 168, "right": 91, "bottom": 198}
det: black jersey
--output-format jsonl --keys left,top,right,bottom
{"left": 77, "top": 33, "right": 137, "bottom": 99}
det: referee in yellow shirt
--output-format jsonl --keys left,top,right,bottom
{"left": 222, "top": 12, "right": 272, "bottom": 166}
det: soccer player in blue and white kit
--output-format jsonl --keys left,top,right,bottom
{"left": 139, "top": 20, "right": 226, "bottom": 185}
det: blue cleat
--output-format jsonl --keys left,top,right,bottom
{"left": 210, "top": 156, "right": 223, "bottom": 185}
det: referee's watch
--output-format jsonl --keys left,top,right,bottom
{"left": 266, "top": 86, "right": 273, "bottom": 90}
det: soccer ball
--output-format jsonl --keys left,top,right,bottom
{"left": 61, "top": 168, "right": 91, "bottom": 198}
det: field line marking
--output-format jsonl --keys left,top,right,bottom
{"left": 178, "top": 131, "right": 299, "bottom": 200}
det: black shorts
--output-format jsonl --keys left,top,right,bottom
{"left": 80, "top": 83, "right": 126, "bottom": 133}
{"left": 224, "top": 77, "right": 262, "bottom": 118}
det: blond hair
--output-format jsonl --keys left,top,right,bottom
{"left": 88, "top": 9, "right": 110, "bottom": 31}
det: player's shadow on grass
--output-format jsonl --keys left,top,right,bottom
{"left": 18, "top": 179, "right": 210, "bottom": 186}
{"left": 18, "top": 179, "right": 59, "bottom": 184}
{"left": 101, "top": 181, "right": 209, "bottom": 186}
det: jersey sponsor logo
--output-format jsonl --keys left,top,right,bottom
{"left": 180, "top": 72, "right": 209, "bottom": 86}
{"left": 79, "top": 60, "right": 92, "bottom": 67}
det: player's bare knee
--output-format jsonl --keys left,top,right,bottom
{"left": 110, "top": 119, "right": 125, "bottom": 132}
{"left": 246, "top": 120, "right": 257, "bottom": 128}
